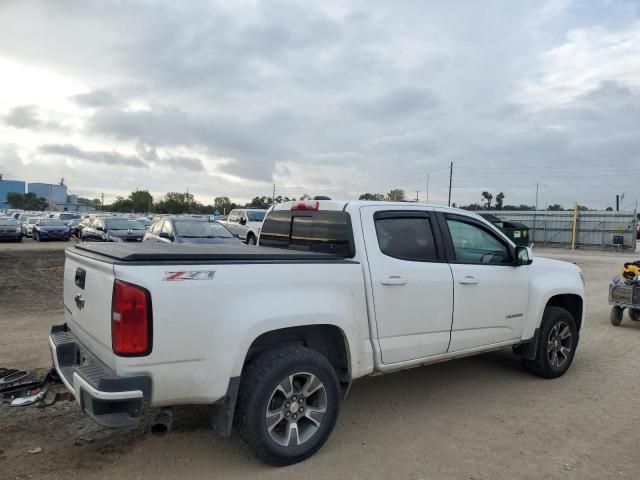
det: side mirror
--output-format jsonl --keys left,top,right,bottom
{"left": 239, "top": 218, "right": 247, "bottom": 225}
{"left": 97, "top": 226, "right": 105, "bottom": 232}
{"left": 159, "top": 231, "right": 170, "bottom": 239}
{"left": 515, "top": 246, "right": 533, "bottom": 266}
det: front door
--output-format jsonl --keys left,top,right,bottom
{"left": 361, "top": 206, "right": 454, "bottom": 364}
{"left": 442, "top": 214, "right": 530, "bottom": 352}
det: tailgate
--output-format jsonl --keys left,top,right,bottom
{"left": 63, "top": 249, "right": 116, "bottom": 369}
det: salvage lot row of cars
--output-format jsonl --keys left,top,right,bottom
{"left": 0, "top": 208, "right": 268, "bottom": 246}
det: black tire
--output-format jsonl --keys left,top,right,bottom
{"left": 235, "top": 345, "right": 341, "bottom": 466}
{"left": 247, "top": 234, "right": 257, "bottom": 245}
{"left": 522, "top": 306, "right": 578, "bottom": 379}
{"left": 628, "top": 308, "right": 640, "bottom": 322}
{"left": 610, "top": 306, "right": 624, "bottom": 326}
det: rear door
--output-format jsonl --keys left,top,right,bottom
{"left": 63, "top": 250, "right": 116, "bottom": 368}
{"left": 441, "top": 213, "right": 529, "bottom": 352}
{"left": 360, "top": 206, "right": 454, "bottom": 364}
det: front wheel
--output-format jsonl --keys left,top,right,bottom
{"left": 235, "top": 346, "right": 341, "bottom": 466}
{"left": 522, "top": 306, "right": 578, "bottom": 379}
{"left": 247, "top": 234, "right": 257, "bottom": 245}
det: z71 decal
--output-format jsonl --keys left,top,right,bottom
{"left": 162, "top": 270, "right": 216, "bottom": 281}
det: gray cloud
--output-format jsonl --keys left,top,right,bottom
{"left": 136, "top": 143, "right": 205, "bottom": 172}
{"left": 1, "top": 1, "right": 639, "bottom": 207}
{"left": 39, "top": 143, "right": 148, "bottom": 168}
{"left": 4, "top": 105, "right": 64, "bottom": 130}
{"left": 71, "top": 89, "right": 121, "bottom": 108}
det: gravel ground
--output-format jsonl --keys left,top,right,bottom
{"left": 1, "top": 245, "right": 639, "bottom": 480}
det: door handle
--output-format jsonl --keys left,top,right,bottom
{"left": 380, "top": 276, "right": 407, "bottom": 286}
{"left": 458, "top": 275, "right": 479, "bottom": 285}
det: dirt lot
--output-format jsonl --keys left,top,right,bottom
{"left": 1, "top": 244, "right": 640, "bottom": 480}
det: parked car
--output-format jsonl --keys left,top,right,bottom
{"left": 74, "top": 217, "right": 92, "bottom": 239}
{"left": 220, "top": 208, "right": 266, "bottom": 244}
{"left": 53, "top": 200, "right": 585, "bottom": 465}
{"left": 143, "top": 216, "right": 241, "bottom": 245}
{"left": 33, "top": 218, "right": 70, "bottom": 241}
{"left": 0, "top": 217, "right": 22, "bottom": 242}
{"left": 20, "top": 217, "right": 40, "bottom": 237}
{"left": 57, "top": 212, "right": 81, "bottom": 225}
{"left": 82, "top": 217, "right": 146, "bottom": 242}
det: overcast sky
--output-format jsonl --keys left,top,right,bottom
{"left": 1, "top": 0, "right": 639, "bottom": 209}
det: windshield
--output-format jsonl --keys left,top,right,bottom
{"left": 40, "top": 219, "right": 66, "bottom": 226}
{"left": 105, "top": 219, "right": 145, "bottom": 230}
{"left": 0, "top": 219, "right": 18, "bottom": 226}
{"left": 133, "top": 218, "right": 151, "bottom": 226}
{"left": 28, "top": 218, "right": 39, "bottom": 224}
{"left": 59, "top": 214, "right": 79, "bottom": 221}
{"left": 247, "top": 211, "right": 266, "bottom": 222}
{"left": 174, "top": 221, "right": 234, "bottom": 238}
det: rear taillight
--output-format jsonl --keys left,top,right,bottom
{"left": 111, "top": 280, "right": 152, "bottom": 356}
{"left": 291, "top": 200, "right": 320, "bottom": 211}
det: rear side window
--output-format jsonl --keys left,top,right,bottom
{"left": 375, "top": 216, "right": 438, "bottom": 261}
{"left": 260, "top": 211, "right": 354, "bottom": 257}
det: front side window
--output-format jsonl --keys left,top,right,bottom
{"left": 447, "top": 219, "right": 510, "bottom": 264}
{"left": 375, "top": 216, "right": 438, "bottom": 261}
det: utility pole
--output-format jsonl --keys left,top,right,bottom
{"left": 101, "top": 192, "right": 104, "bottom": 211}
{"left": 536, "top": 183, "right": 539, "bottom": 211}
{"left": 272, "top": 183, "right": 276, "bottom": 206}
{"left": 415, "top": 190, "right": 420, "bottom": 202}
{"left": 616, "top": 194, "right": 620, "bottom": 212}
{"left": 426, "top": 173, "right": 430, "bottom": 203}
{"left": 447, "top": 162, "right": 453, "bottom": 207}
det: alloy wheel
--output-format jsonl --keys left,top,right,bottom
{"left": 547, "top": 321, "right": 572, "bottom": 368}
{"left": 265, "top": 372, "right": 327, "bottom": 447}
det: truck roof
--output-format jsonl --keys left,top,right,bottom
{"left": 271, "top": 199, "right": 466, "bottom": 214}
{"left": 71, "top": 242, "right": 348, "bottom": 263}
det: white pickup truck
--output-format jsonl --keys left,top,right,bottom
{"left": 50, "top": 200, "right": 585, "bottom": 465}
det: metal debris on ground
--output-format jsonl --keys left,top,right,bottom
{"left": 0, "top": 367, "right": 67, "bottom": 407}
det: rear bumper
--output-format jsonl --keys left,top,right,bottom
{"left": 49, "top": 324, "right": 151, "bottom": 428}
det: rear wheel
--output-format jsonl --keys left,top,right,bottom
{"left": 522, "top": 306, "right": 578, "bottom": 378}
{"left": 235, "top": 345, "right": 341, "bottom": 466}
{"left": 247, "top": 234, "right": 257, "bottom": 245}
{"left": 610, "top": 306, "right": 624, "bottom": 326}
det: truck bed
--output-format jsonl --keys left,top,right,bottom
{"left": 71, "top": 242, "right": 351, "bottom": 264}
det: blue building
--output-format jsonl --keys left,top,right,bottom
{"left": 28, "top": 182, "right": 68, "bottom": 204}
{"left": 0, "top": 176, "right": 26, "bottom": 209}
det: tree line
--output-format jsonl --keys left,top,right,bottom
{"left": 97, "top": 190, "right": 312, "bottom": 215}
{"left": 6, "top": 187, "right": 594, "bottom": 214}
